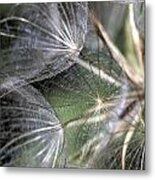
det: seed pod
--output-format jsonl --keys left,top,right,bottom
{"left": 0, "top": 2, "right": 88, "bottom": 90}
{"left": 0, "top": 84, "right": 64, "bottom": 167}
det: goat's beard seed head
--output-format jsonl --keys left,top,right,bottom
{"left": 0, "top": 2, "right": 88, "bottom": 84}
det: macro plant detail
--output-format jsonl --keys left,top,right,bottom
{"left": 0, "top": 1, "right": 145, "bottom": 169}
{"left": 0, "top": 2, "right": 88, "bottom": 97}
